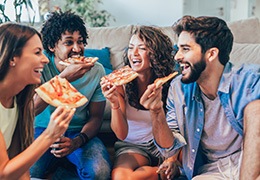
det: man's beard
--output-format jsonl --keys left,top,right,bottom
{"left": 181, "top": 57, "right": 206, "bottom": 84}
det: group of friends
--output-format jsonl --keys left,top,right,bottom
{"left": 0, "top": 10, "right": 259, "bottom": 180}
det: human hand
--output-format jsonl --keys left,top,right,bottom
{"left": 45, "top": 106, "right": 75, "bottom": 140}
{"left": 50, "top": 136, "right": 77, "bottom": 157}
{"left": 157, "top": 158, "right": 181, "bottom": 180}
{"left": 60, "top": 63, "right": 94, "bottom": 82}
{"left": 140, "top": 83, "right": 163, "bottom": 113}
{"left": 100, "top": 78, "right": 120, "bottom": 106}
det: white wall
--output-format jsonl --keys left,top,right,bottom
{"left": 100, "top": 0, "right": 183, "bottom": 27}
{"left": 99, "top": 0, "right": 258, "bottom": 27}
{"left": 230, "top": 0, "right": 250, "bottom": 21}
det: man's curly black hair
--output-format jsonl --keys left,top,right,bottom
{"left": 41, "top": 10, "right": 88, "bottom": 56}
{"left": 124, "top": 26, "right": 176, "bottom": 111}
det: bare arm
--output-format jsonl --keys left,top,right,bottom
{"left": 0, "top": 106, "right": 75, "bottom": 179}
{"left": 100, "top": 80, "right": 128, "bottom": 140}
{"left": 81, "top": 101, "right": 106, "bottom": 139}
{"left": 34, "top": 93, "right": 48, "bottom": 115}
{"left": 240, "top": 100, "right": 260, "bottom": 180}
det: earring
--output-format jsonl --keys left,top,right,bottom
{"left": 11, "top": 62, "right": 16, "bottom": 67}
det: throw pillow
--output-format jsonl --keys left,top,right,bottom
{"left": 84, "top": 47, "right": 113, "bottom": 74}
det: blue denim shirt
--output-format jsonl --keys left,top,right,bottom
{"left": 157, "top": 62, "right": 260, "bottom": 179}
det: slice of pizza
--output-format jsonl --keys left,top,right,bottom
{"left": 59, "top": 56, "right": 99, "bottom": 66}
{"left": 148, "top": 72, "right": 179, "bottom": 98}
{"left": 154, "top": 71, "right": 179, "bottom": 88}
{"left": 35, "top": 76, "right": 88, "bottom": 108}
{"left": 101, "top": 65, "right": 138, "bottom": 86}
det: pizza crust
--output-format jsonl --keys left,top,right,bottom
{"left": 148, "top": 72, "right": 179, "bottom": 98}
{"left": 154, "top": 71, "right": 179, "bottom": 88}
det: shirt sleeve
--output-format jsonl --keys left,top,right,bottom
{"left": 154, "top": 131, "right": 186, "bottom": 158}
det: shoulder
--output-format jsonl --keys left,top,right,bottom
{"left": 91, "top": 62, "right": 106, "bottom": 76}
{"left": 231, "top": 63, "right": 260, "bottom": 80}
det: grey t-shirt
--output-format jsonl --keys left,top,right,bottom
{"left": 200, "top": 93, "right": 243, "bottom": 162}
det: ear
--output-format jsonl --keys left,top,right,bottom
{"left": 48, "top": 46, "right": 55, "bottom": 52}
{"left": 10, "top": 57, "right": 18, "bottom": 67}
{"left": 207, "top": 47, "right": 219, "bottom": 62}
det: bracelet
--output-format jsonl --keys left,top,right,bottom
{"left": 78, "top": 133, "right": 89, "bottom": 145}
{"left": 111, "top": 105, "right": 120, "bottom": 110}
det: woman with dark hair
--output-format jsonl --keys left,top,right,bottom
{"left": 101, "top": 26, "right": 177, "bottom": 179}
{"left": 0, "top": 22, "right": 75, "bottom": 179}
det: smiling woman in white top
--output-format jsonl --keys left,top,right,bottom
{"left": 101, "top": 25, "right": 178, "bottom": 180}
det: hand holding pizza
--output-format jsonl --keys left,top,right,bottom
{"left": 140, "top": 72, "right": 179, "bottom": 113}
{"left": 100, "top": 78, "right": 121, "bottom": 107}
{"left": 44, "top": 106, "right": 75, "bottom": 141}
{"left": 140, "top": 83, "right": 164, "bottom": 114}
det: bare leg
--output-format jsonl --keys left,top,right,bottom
{"left": 240, "top": 100, "right": 260, "bottom": 180}
{"left": 112, "top": 153, "right": 158, "bottom": 180}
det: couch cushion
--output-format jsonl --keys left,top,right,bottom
{"left": 228, "top": 17, "right": 260, "bottom": 44}
{"left": 84, "top": 47, "right": 113, "bottom": 75}
{"left": 87, "top": 25, "right": 134, "bottom": 70}
{"left": 159, "top": 26, "right": 178, "bottom": 44}
{"left": 230, "top": 43, "right": 260, "bottom": 66}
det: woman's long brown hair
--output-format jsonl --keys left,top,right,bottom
{"left": 0, "top": 23, "right": 41, "bottom": 151}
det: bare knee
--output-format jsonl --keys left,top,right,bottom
{"left": 112, "top": 168, "right": 131, "bottom": 180}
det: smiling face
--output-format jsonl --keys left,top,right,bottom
{"left": 13, "top": 34, "right": 49, "bottom": 85}
{"left": 175, "top": 31, "right": 206, "bottom": 84}
{"left": 127, "top": 34, "right": 151, "bottom": 74}
{"left": 50, "top": 30, "right": 85, "bottom": 70}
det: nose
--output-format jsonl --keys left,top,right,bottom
{"left": 174, "top": 50, "right": 183, "bottom": 62}
{"left": 42, "top": 54, "right": 49, "bottom": 64}
{"left": 72, "top": 43, "right": 81, "bottom": 52}
{"left": 132, "top": 47, "right": 139, "bottom": 56}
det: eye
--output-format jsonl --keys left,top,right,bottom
{"left": 35, "top": 49, "right": 41, "bottom": 55}
{"left": 64, "top": 40, "right": 73, "bottom": 46}
{"left": 77, "top": 40, "right": 84, "bottom": 45}
{"left": 139, "top": 47, "right": 146, "bottom": 51}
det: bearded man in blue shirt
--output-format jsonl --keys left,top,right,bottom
{"left": 140, "top": 15, "right": 260, "bottom": 180}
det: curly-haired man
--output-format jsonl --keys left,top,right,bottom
{"left": 30, "top": 10, "right": 111, "bottom": 180}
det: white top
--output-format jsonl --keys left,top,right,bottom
{"left": 124, "top": 101, "right": 153, "bottom": 144}
{"left": 0, "top": 98, "right": 19, "bottom": 149}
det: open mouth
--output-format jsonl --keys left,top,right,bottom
{"left": 180, "top": 63, "right": 190, "bottom": 73}
{"left": 70, "top": 54, "right": 81, "bottom": 58}
{"left": 132, "top": 58, "right": 141, "bottom": 65}
{"left": 34, "top": 68, "right": 43, "bottom": 73}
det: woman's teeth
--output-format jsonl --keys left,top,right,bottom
{"left": 35, "top": 68, "right": 43, "bottom": 73}
{"left": 133, "top": 59, "right": 141, "bottom": 64}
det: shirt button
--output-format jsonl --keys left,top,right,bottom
{"left": 200, "top": 108, "right": 203, "bottom": 112}
{"left": 197, "top": 128, "right": 200, "bottom": 132}
{"left": 192, "top": 149, "right": 195, "bottom": 153}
